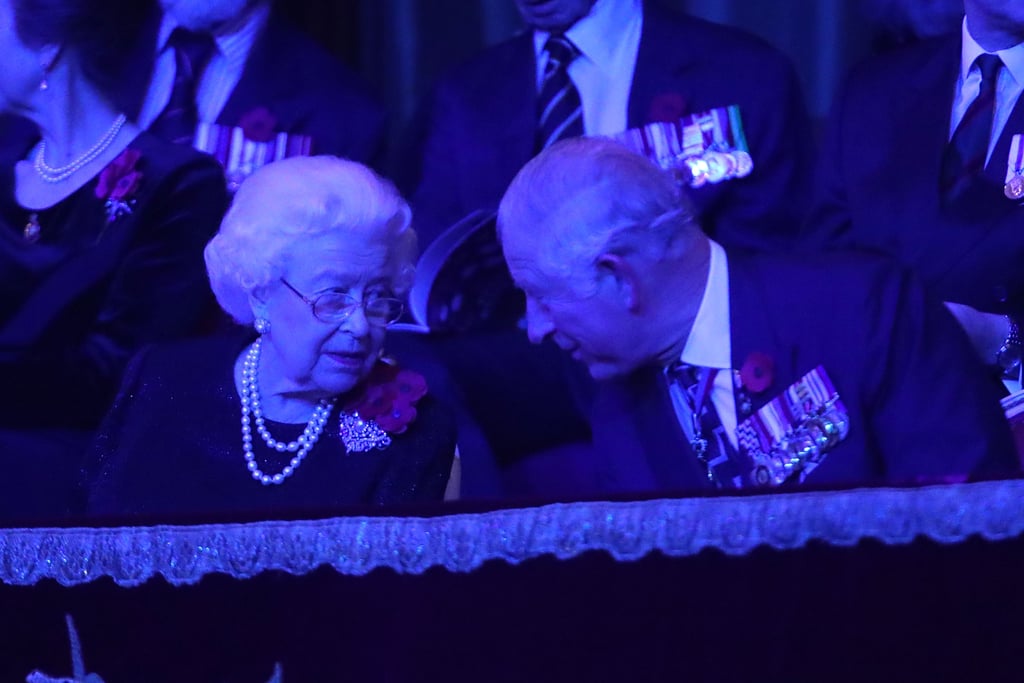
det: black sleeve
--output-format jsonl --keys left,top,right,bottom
{"left": 0, "top": 155, "right": 228, "bottom": 428}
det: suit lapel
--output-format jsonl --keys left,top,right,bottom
{"left": 457, "top": 32, "right": 536, "bottom": 212}
{"left": 899, "top": 37, "right": 960, "bottom": 203}
{"left": 591, "top": 365, "right": 709, "bottom": 493}
{"left": 637, "top": 368, "right": 709, "bottom": 490}
{"left": 627, "top": 2, "right": 697, "bottom": 128}
{"left": 727, "top": 252, "right": 796, "bottom": 417}
{"left": 113, "top": 5, "right": 163, "bottom": 121}
{"left": 493, "top": 34, "right": 537, "bottom": 183}
{"left": 217, "top": 19, "right": 294, "bottom": 128}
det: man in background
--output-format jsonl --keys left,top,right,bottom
{"left": 809, "top": 0, "right": 1024, "bottom": 383}
{"left": 403, "top": 0, "right": 815, "bottom": 493}
{"left": 408, "top": 0, "right": 814, "bottom": 250}
{"left": 117, "top": 0, "right": 385, "bottom": 178}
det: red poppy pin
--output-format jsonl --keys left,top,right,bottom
{"left": 343, "top": 362, "right": 428, "bottom": 434}
{"left": 239, "top": 106, "right": 278, "bottom": 143}
{"left": 739, "top": 351, "right": 775, "bottom": 394}
{"left": 95, "top": 148, "right": 143, "bottom": 222}
{"left": 648, "top": 93, "right": 688, "bottom": 123}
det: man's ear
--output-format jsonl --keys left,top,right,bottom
{"left": 595, "top": 252, "right": 642, "bottom": 310}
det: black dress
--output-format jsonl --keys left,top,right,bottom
{"left": 85, "top": 334, "right": 457, "bottom": 523}
{"left": 0, "top": 131, "right": 228, "bottom": 522}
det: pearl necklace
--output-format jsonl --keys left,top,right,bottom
{"left": 34, "top": 113, "right": 128, "bottom": 183}
{"left": 240, "top": 337, "right": 335, "bottom": 486}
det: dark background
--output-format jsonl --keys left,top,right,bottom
{"left": 3, "top": 534, "right": 1020, "bottom": 681}
{"left": 277, "top": 0, "right": 966, "bottom": 147}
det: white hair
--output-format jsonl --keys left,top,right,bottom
{"left": 497, "top": 137, "right": 699, "bottom": 294}
{"left": 204, "top": 156, "right": 416, "bottom": 324}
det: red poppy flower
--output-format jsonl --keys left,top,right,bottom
{"left": 353, "top": 383, "right": 398, "bottom": 420}
{"left": 375, "top": 403, "right": 418, "bottom": 434}
{"left": 239, "top": 106, "right": 278, "bottom": 143}
{"left": 95, "top": 148, "right": 142, "bottom": 201}
{"left": 394, "top": 369, "right": 428, "bottom": 402}
{"left": 648, "top": 93, "right": 687, "bottom": 123}
{"left": 343, "top": 362, "right": 428, "bottom": 434}
{"left": 740, "top": 351, "right": 775, "bottom": 394}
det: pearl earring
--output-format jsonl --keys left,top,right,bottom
{"left": 39, "top": 59, "right": 52, "bottom": 91}
{"left": 254, "top": 318, "right": 271, "bottom": 334}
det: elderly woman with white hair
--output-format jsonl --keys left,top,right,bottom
{"left": 85, "top": 156, "right": 458, "bottom": 519}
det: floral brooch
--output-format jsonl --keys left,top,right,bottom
{"left": 338, "top": 362, "right": 428, "bottom": 454}
{"left": 95, "top": 148, "right": 143, "bottom": 223}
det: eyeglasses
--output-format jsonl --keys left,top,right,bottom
{"left": 280, "top": 278, "right": 404, "bottom": 327}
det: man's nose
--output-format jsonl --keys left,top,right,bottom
{"left": 525, "top": 296, "right": 555, "bottom": 344}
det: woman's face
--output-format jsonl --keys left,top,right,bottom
{"left": 254, "top": 232, "right": 395, "bottom": 403}
{"left": 0, "top": 0, "right": 46, "bottom": 114}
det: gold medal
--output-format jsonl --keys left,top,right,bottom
{"left": 1005, "top": 174, "right": 1024, "bottom": 200}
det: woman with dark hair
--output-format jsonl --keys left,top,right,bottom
{"left": 0, "top": 0, "right": 228, "bottom": 521}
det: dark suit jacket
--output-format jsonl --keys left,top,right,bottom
{"left": 0, "top": 132, "right": 228, "bottom": 428}
{"left": 114, "top": 7, "right": 386, "bottom": 166}
{"left": 809, "top": 34, "right": 1024, "bottom": 316}
{"left": 409, "top": 1, "right": 814, "bottom": 249}
{"left": 588, "top": 249, "right": 1018, "bottom": 495}
{"left": 0, "top": 132, "right": 227, "bottom": 523}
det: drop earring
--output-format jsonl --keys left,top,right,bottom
{"left": 39, "top": 59, "right": 52, "bottom": 91}
{"left": 254, "top": 318, "right": 271, "bottom": 335}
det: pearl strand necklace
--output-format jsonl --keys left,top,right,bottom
{"left": 34, "top": 113, "right": 128, "bottom": 183}
{"left": 240, "top": 337, "right": 335, "bottom": 486}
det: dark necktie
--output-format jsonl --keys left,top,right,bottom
{"left": 149, "top": 28, "right": 216, "bottom": 146}
{"left": 940, "top": 53, "right": 1003, "bottom": 203}
{"left": 536, "top": 34, "right": 584, "bottom": 152}
{"left": 668, "top": 363, "right": 746, "bottom": 489}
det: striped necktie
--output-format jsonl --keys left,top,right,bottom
{"left": 536, "top": 34, "right": 584, "bottom": 152}
{"left": 667, "top": 363, "right": 746, "bottom": 489}
{"left": 941, "top": 53, "right": 1003, "bottom": 204}
{"left": 149, "top": 28, "right": 216, "bottom": 146}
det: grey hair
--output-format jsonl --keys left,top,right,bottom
{"left": 498, "top": 137, "right": 699, "bottom": 293}
{"left": 204, "top": 156, "right": 416, "bottom": 324}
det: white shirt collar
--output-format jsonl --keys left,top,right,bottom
{"left": 532, "top": 0, "right": 641, "bottom": 75}
{"left": 156, "top": 2, "right": 271, "bottom": 69}
{"left": 961, "top": 16, "right": 1024, "bottom": 88}
{"left": 679, "top": 240, "right": 731, "bottom": 371}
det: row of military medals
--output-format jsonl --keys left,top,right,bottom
{"left": 734, "top": 366, "right": 851, "bottom": 489}
{"left": 612, "top": 105, "right": 754, "bottom": 189}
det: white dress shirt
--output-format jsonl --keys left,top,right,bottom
{"left": 532, "top": 0, "right": 643, "bottom": 136}
{"left": 137, "top": 3, "right": 271, "bottom": 129}
{"left": 665, "top": 240, "right": 739, "bottom": 449}
{"left": 950, "top": 17, "right": 1024, "bottom": 163}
